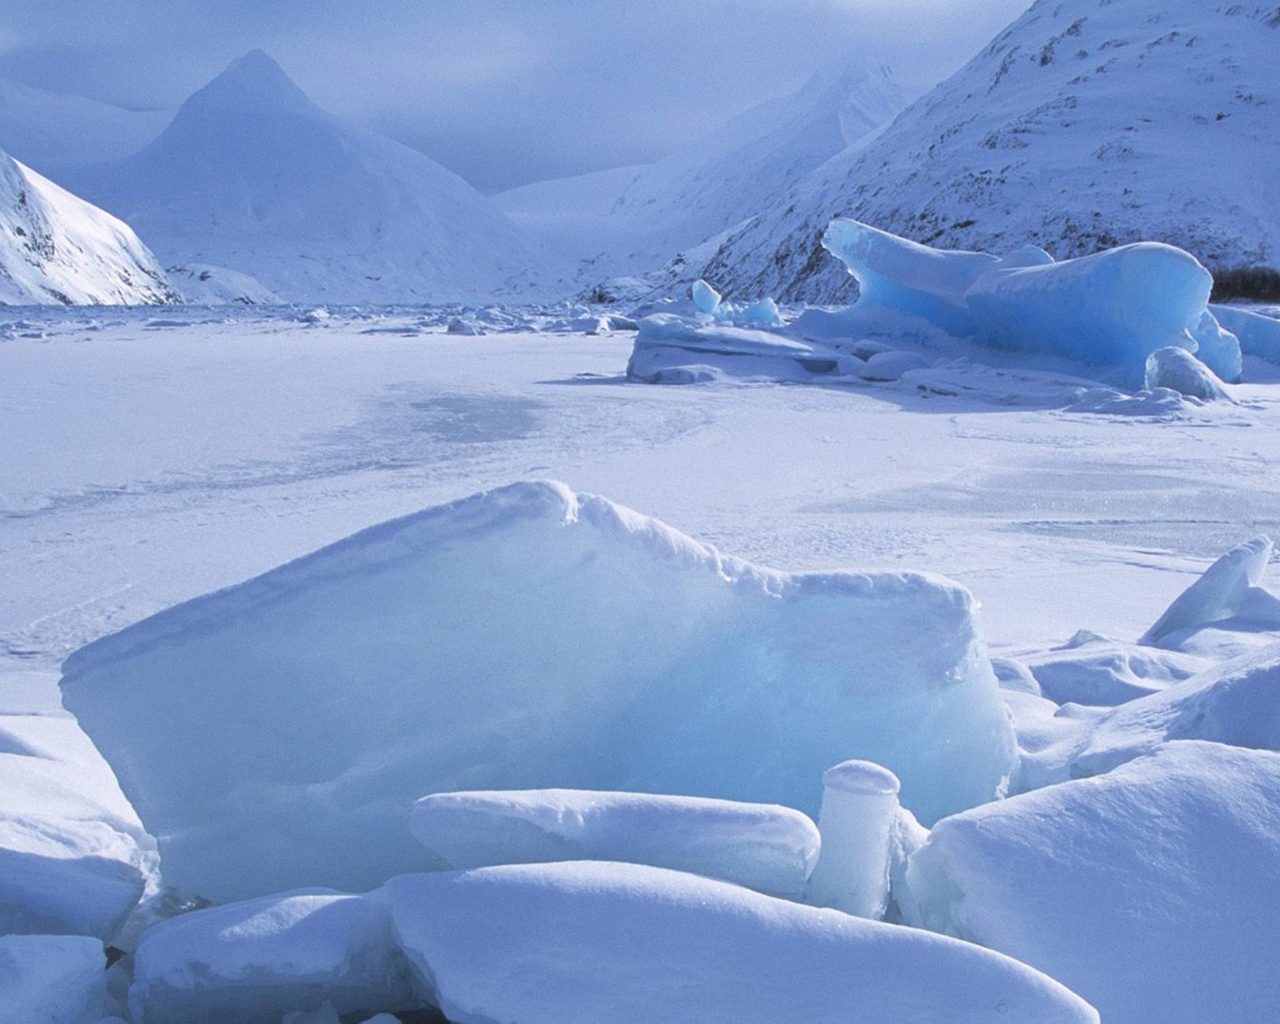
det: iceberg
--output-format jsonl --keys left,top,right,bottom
{"left": 410, "top": 789, "right": 819, "bottom": 900}
{"left": 820, "top": 219, "right": 1244, "bottom": 389}
{"left": 60, "top": 481, "right": 1015, "bottom": 902}
{"left": 385, "top": 861, "right": 1098, "bottom": 1024}
{"left": 901, "top": 741, "right": 1280, "bottom": 1024}
{"left": 627, "top": 314, "right": 839, "bottom": 383}
{"left": 128, "top": 889, "right": 417, "bottom": 1024}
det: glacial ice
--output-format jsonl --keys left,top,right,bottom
{"left": 1210, "top": 303, "right": 1280, "bottom": 365}
{"left": 127, "top": 889, "right": 416, "bottom": 1024}
{"left": 1143, "top": 346, "right": 1233, "bottom": 402}
{"left": 691, "top": 278, "right": 722, "bottom": 315}
{"left": 410, "top": 789, "right": 819, "bottom": 900}
{"left": 820, "top": 219, "right": 1244, "bottom": 389}
{"left": 385, "top": 861, "right": 1098, "bottom": 1024}
{"left": 0, "top": 934, "right": 105, "bottom": 1024}
{"left": 901, "top": 741, "right": 1280, "bottom": 1024}
{"left": 60, "top": 481, "right": 1014, "bottom": 902}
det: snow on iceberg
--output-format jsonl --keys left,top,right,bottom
{"left": 385, "top": 861, "right": 1098, "bottom": 1024}
{"left": 901, "top": 741, "right": 1280, "bottom": 1024}
{"left": 410, "top": 789, "right": 818, "bottom": 900}
{"left": 0, "top": 934, "right": 105, "bottom": 1024}
{"left": 627, "top": 313, "right": 839, "bottom": 383}
{"left": 819, "top": 219, "right": 1244, "bottom": 389}
{"left": 0, "top": 710, "right": 157, "bottom": 943}
{"left": 60, "top": 481, "right": 1015, "bottom": 902}
{"left": 128, "top": 889, "right": 417, "bottom": 1024}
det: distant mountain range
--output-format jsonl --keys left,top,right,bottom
{"left": 697, "top": 0, "right": 1280, "bottom": 302}
{"left": 497, "top": 60, "right": 904, "bottom": 291}
{"left": 0, "top": 144, "right": 173, "bottom": 306}
{"left": 65, "top": 51, "right": 570, "bottom": 305}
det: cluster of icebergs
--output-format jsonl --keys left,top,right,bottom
{"left": 627, "top": 220, "right": 1280, "bottom": 407}
{"left": 7, "top": 483, "right": 1280, "bottom": 1023}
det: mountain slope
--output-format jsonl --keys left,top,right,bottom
{"left": 700, "top": 0, "right": 1280, "bottom": 302}
{"left": 496, "top": 60, "right": 903, "bottom": 286}
{"left": 0, "top": 78, "right": 169, "bottom": 178}
{"left": 0, "top": 145, "right": 174, "bottom": 306}
{"left": 71, "top": 51, "right": 566, "bottom": 304}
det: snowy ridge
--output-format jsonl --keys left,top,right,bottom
{"left": 0, "top": 147, "right": 174, "bottom": 306}
{"left": 699, "top": 0, "right": 1280, "bottom": 302}
{"left": 70, "top": 51, "right": 569, "bottom": 304}
{"left": 497, "top": 60, "right": 903, "bottom": 289}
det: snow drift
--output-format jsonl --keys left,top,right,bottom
{"left": 0, "top": 145, "right": 173, "bottom": 306}
{"left": 386, "top": 861, "right": 1098, "bottom": 1024}
{"left": 60, "top": 480, "right": 1015, "bottom": 901}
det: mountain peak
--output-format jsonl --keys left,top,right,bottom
{"left": 183, "top": 49, "right": 316, "bottom": 118}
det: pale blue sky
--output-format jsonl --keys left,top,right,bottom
{"left": 0, "top": 0, "right": 1033, "bottom": 191}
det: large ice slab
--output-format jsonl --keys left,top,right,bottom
{"left": 0, "top": 934, "right": 105, "bottom": 1024}
{"left": 901, "top": 741, "right": 1280, "bottom": 1024}
{"left": 410, "top": 789, "right": 819, "bottom": 900}
{"left": 385, "top": 861, "right": 1097, "bottom": 1024}
{"left": 61, "top": 481, "right": 1015, "bottom": 902}
{"left": 820, "top": 219, "right": 1243, "bottom": 389}
{"left": 0, "top": 707, "right": 156, "bottom": 943}
{"left": 128, "top": 889, "right": 417, "bottom": 1024}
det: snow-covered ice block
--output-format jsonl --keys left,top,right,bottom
{"left": 858, "top": 349, "right": 929, "bottom": 381}
{"left": 410, "top": 789, "right": 818, "bottom": 900}
{"left": 385, "top": 861, "right": 1097, "bottom": 1024}
{"left": 1140, "top": 536, "right": 1279, "bottom": 646}
{"left": 1059, "top": 641, "right": 1280, "bottom": 780}
{"left": 902, "top": 741, "right": 1280, "bottom": 1024}
{"left": 822, "top": 219, "right": 1243, "bottom": 389}
{"left": 1143, "top": 346, "right": 1234, "bottom": 401}
{"left": 0, "top": 710, "right": 156, "bottom": 942}
{"left": 0, "top": 934, "right": 105, "bottom": 1024}
{"left": 128, "top": 889, "right": 417, "bottom": 1024}
{"left": 627, "top": 313, "right": 839, "bottom": 382}
{"left": 804, "top": 760, "right": 899, "bottom": 918}
{"left": 61, "top": 480, "right": 1014, "bottom": 901}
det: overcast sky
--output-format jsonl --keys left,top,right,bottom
{"left": 0, "top": 1, "right": 1032, "bottom": 192}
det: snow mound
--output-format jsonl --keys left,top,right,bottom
{"left": 410, "top": 789, "right": 818, "bottom": 900}
{"left": 902, "top": 741, "right": 1280, "bottom": 1024}
{"left": 1143, "top": 346, "right": 1234, "bottom": 401}
{"left": 0, "top": 710, "right": 156, "bottom": 943}
{"left": 1061, "top": 642, "right": 1280, "bottom": 780}
{"left": 69, "top": 51, "right": 565, "bottom": 304}
{"left": 128, "top": 889, "right": 416, "bottom": 1024}
{"left": 627, "top": 314, "right": 838, "bottom": 383}
{"left": 0, "top": 147, "right": 174, "bottom": 306}
{"left": 60, "top": 480, "right": 1014, "bottom": 902}
{"left": 385, "top": 861, "right": 1097, "bottom": 1024}
{"left": 821, "top": 219, "right": 1241, "bottom": 389}
{"left": 1022, "top": 634, "right": 1206, "bottom": 706}
{"left": 0, "top": 934, "right": 105, "bottom": 1024}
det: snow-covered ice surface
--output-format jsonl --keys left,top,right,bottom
{"left": 410, "top": 789, "right": 819, "bottom": 900}
{"left": 0, "top": 933, "right": 105, "bottom": 1024}
{"left": 4, "top": 303, "right": 1280, "bottom": 1018}
{"left": 902, "top": 741, "right": 1280, "bottom": 1024}
{"left": 385, "top": 861, "right": 1097, "bottom": 1024}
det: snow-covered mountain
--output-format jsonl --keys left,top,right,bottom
{"left": 70, "top": 51, "right": 568, "bottom": 304}
{"left": 496, "top": 60, "right": 903, "bottom": 287}
{"left": 0, "top": 145, "right": 175, "bottom": 306}
{"left": 699, "top": 0, "right": 1280, "bottom": 303}
{"left": 0, "top": 77, "right": 169, "bottom": 179}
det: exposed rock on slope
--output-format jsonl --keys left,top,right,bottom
{"left": 700, "top": 0, "right": 1280, "bottom": 302}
